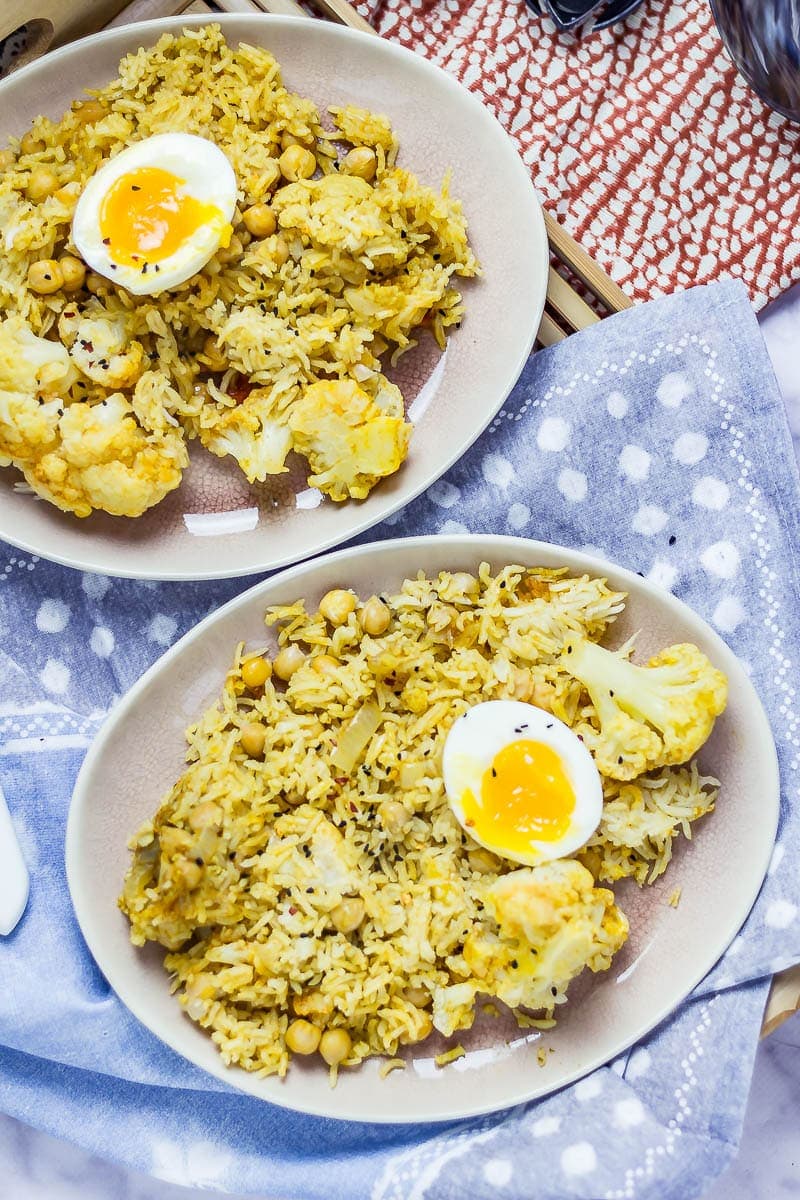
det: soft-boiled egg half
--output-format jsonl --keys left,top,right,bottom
{"left": 72, "top": 133, "right": 237, "bottom": 295}
{"left": 443, "top": 700, "right": 602, "bottom": 866}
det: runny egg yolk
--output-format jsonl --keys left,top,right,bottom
{"left": 462, "top": 739, "right": 576, "bottom": 855}
{"left": 98, "top": 166, "right": 231, "bottom": 267}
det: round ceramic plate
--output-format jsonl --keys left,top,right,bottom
{"left": 0, "top": 15, "right": 547, "bottom": 580}
{"left": 66, "top": 534, "right": 780, "bottom": 1123}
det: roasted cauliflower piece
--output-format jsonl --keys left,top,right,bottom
{"left": 58, "top": 304, "right": 145, "bottom": 389}
{"left": 0, "top": 316, "right": 77, "bottom": 397}
{"left": 22, "top": 392, "right": 188, "bottom": 518}
{"left": 288, "top": 378, "right": 411, "bottom": 501}
{"left": 0, "top": 316, "right": 78, "bottom": 467}
{"left": 562, "top": 637, "right": 728, "bottom": 782}
{"left": 457, "top": 862, "right": 628, "bottom": 1019}
{"left": 196, "top": 385, "right": 293, "bottom": 482}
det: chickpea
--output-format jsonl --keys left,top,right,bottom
{"left": 280, "top": 129, "right": 315, "bottom": 151}
{"left": 273, "top": 643, "right": 305, "bottom": 681}
{"left": 341, "top": 146, "right": 377, "bottom": 183}
{"left": 0, "top": 148, "right": 16, "bottom": 171}
{"left": 27, "top": 259, "right": 63, "bottom": 295}
{"left": 19, "top": 131, "right": 45, "bottom": 156}
{"left": 403, "top": 985, "right": 431, "bottom": 1009}
{"left": 85, "top": 271, "right": 108, "bottom": 295}
{"left": 239, "top": 721, "right": 266, "bottom": 758}
{"left": 278, "top": 144, "right": 316, "bottom": 182}
{"left": 319, "top": 1027, "right": 352, "bottom": 1066}
{"left": 202, "top": 334, "right": 227, "bottom": 372}
{"left": 379, "top": 800, "right": 411, "bottom": 837}
{"left": 241, "top": 655, "right": 272, "bottom": 690}
{"left": 59, "top": 255, "right": 86, "bottom": 292}
{"left": 319, "top": 588, "right": 356, "bottom": 627}
{"left": 270, "top": 234, "right": 290, "bottom": 268}
{"left": 509, "top": 666, "right": 534, "bottom": 703}
{"left": 26, "top": 166, "right": 59, "bottom": 202}
{"left": 187, "top": 800, "right": 222, "bottom": 832}
{"left": 72, "top": 98, "right": 107, "bottom": 125}
{"left": 174, "top": 856, "right": 203, "bottom": 889}
{"left": 361, "top": 595, "right": 391, "bottom": 637}
{"left": 285, "top": 1018, "right": 322, "bottom": 1056}
{"left": 330, "top": 897, "right": 365, "bottom": 933}
{"left": 467, "top": 847, "right": 500, "bottom": 875}
{"left": 311, "top": 654, "right": 339, "bottom": 678}
{"left": 242, "top": 203, "right": 277, "bottom": 239}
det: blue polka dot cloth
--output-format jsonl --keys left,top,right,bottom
{"left": 1, "top": 279, "right": 799, "bottom": 1200}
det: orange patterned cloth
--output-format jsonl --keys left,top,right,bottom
{"left": 366, "top": 0, "right": 800, "bottom": 307}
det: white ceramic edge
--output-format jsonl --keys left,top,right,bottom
{"left": 0, "top": 15, "right": 548, "bottom": 581}
{"left": 65, "top": 534, "right": 781, "bottom": 1122}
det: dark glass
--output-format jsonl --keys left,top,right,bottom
{"left": 525, "top": 0, "right": 646, "bottom": 29}
{"left": 710, "top": 0, "right": 800, "bottom": 122}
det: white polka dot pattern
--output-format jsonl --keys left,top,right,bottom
{"left": 1, "top": 282, "right": 797, "bottom": 1200}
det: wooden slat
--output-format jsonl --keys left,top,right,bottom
{"left": 544, "top": 211, "right": 632, "bottom": 315}
{"left": 304, "top": 0, "right": 376, "bottom": 34}
{"left": 218, "top": 0, "right": 310, "bottom": 18}
{"left": 0, "top": 0, "right": 131, "bottom": 49}
{"left": 547, "top": 266, "right": 600, "bottom": 333}
{"left": 108, "top": 0, "right": 201, "bottom": 25}
{"left": 537, "top": 311, "right": 568, "bottom": 348}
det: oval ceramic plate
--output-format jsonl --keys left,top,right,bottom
{"left": 66, "top": 535, "right": 780, "bottom": 1123}
{"left": 0, "top": 15, "right": 547, "bottom": 580}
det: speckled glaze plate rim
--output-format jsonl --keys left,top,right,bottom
{"left": 0, "top": 15, "right": 548, "bottom": 582}
{"left": 65, "top": 534, "right": 780, "bottom": 1123}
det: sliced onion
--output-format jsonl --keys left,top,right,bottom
{"left": 332, "top": 700, "right": 382, "bottom": 774}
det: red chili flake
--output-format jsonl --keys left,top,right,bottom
{"left": 465, "top": 818, "right": 475, "bottom": 827}
{"left": 349, "top": 801, "right": 358, "bottom": 813}
{"left": 228, "top": 374, "right": 253, "bottom": 405}
{"left": 334, "top": 777, "right": 348, "bottom": 786}
{"left": 288, "top": 905, "right": 297, "bottom": 914}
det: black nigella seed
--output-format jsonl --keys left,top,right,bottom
{"left": 510, "top": 959, "right": 518, "bottom": 969}
{"left": 610, "top": 690, "right": 614, "bottom": 697}
{"left": 491, "top": 768, "right": 497, "bottom": 778}
{"left": 551, "top": 986, "right": 558, "bottom": 996}
{"left": 618, "top": 756, "right": 624, "bottom": 764}
{"left": 669, "top": 534, "right": 677, "bottom": 546}
{"left": 195, "top": 857, "right": 204, "bottom": 867}
{"left": 102, "top": 237, "right": 110, "bottom": 245}
{"left": 110, "top": 264, "right": 117, "bottom": 270}
{"left": 546, "top": 722, "right": 554, "bottom": 729}
{"left": 131, "top": 184, "right": 141, "bottom": 191}
{"left": 43, "top": 273, "right": 51, "bottom": 281}
{"left": 154, "top": 264, "right": 160, "bottom": 272}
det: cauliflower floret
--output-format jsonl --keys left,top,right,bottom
{"left": 562, "top": 637, "right": 728, "bottom": 782}
{"left": 461, "top": 862, "right": 628, "bottom": 1015}
{"left": 0, "top": 315, "right": 78, "bottom": 396}
{"left": 288, "top": 378, "right": 411, "bottom": 501}
{"left": 23, "top": 392, "right": 188, "bottom": 518}
{"left": 0, "top": 316, "right": 78, "bottom": 466}
{"left": 197, "top": 386, "right": 292, "bottom": 482}
{"left": 0, "top": 390, "right": 64, "bottom": 467}
{"left": 58, "top": 304, "right": 144, "bottom": 388}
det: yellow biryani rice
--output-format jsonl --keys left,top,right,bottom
{"left": 120, "top": 565, "right": 718, "bottom": 1080}
{"left": 0, "top": 25, "right": 478, "bottom": 517}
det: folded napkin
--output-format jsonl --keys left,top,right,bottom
{"left": 1, "top": 279, "right": 798, "bottom": 1200}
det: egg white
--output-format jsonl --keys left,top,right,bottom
{"left": 72, "top": 132, "right": 237, "bottom": 296}
{"left": 442, "top": 700, "right": 603, "bottom": 866}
